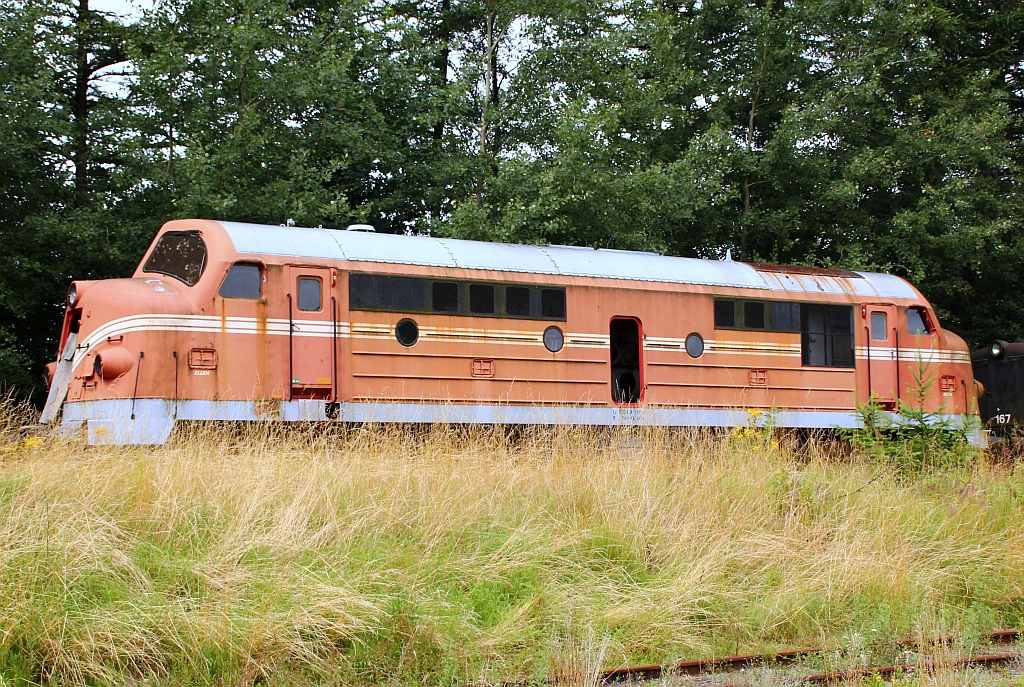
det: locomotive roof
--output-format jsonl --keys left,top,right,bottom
{"left": 218, "top": 221, "right": 920, "bottom": 300}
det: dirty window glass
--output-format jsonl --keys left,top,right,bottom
{"left": 871, "top": 312, "right": 887, "bottom": 341}
{"left": 470, "top": 284, "right": 495, "bottom": 314}
{"left": 297, "top": 277, "right": 321, "bottom": 311}
{"left": 142, "top": 231, "right": 207, "bottom": 286}
{"left": 907, "top": 307, "right": 932, "bottom": 335}
{"left": 506, "top": 286, "right": 530, "bottom": 317}
{"left": 744, "top": 301, "right": 766, "bottom": 329}
{"left": 432, "top": 282, "right": 459, "bottom": 313}
{"left": 219, "top": 263, "right": 262, "bottom": 299}
{"left": 714, "top": 300, "right": 735, "bottom": 328}
{"left": 541, "top": 289, "right": 566, "bottom": 319}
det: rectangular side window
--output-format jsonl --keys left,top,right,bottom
{"left": 871, "top": 312, "right": 887, "bottom": 340}
{"left": 349, "top": 273, "right": 389, "bottom": 310}
{"left": 770, "top": 302, "right": 801, "bottom": 332}
{"left": 506, "top": 286, "right": 531, "bottom": 317}
{"left": 297, "top": 277, "right": 322, "bottom": 311}
{"left": 432, "top": 282, "right": 459, "bottom": 313}
{"left": 827, "top": 305, "right": 854, "bottom": 367}
{"left": 349, "top": 273, "right": 565, "bottom": 321}
{"left": 219, "top": 263, "right": 262, "bottom": 299}
{"left": 541, "top": 289, "right": 566, "bottom": 319}
{"left": 907, "top": 307, "right": 932, "bottom": 335}
{"left": 470, "top": 284, "right": 495, "bottom": 314}
{"left": 744, "top": 301, "right": 766, "bottom": 329}
{"left": 390, "top": 276, "right": 427, "bottom": 312}
{"left": 801, "top": 304, "right": 854, "bottom": 368}
{"left": 714, "top": 300, "right": 735, "bottom": 328}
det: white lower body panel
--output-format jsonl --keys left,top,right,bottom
{"left": 58, "top": 399, "right": 984, "bottom": 447}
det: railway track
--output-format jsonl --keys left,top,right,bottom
{"left": 551, "top": 629, "right": 1022, "bottom": 685}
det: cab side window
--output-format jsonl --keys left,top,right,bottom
{"left": 907, "top": 307, "right": 932, "bottom": 335}
{"left": 219, "top": 263, "right": 262, "bottom": 299}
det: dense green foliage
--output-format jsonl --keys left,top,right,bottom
{"left": 2, "top": 0, "right": 1022, "bottom": 398}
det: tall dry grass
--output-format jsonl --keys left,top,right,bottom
{"left": 1, "top": 405, "right": 1023, "bottom": 685}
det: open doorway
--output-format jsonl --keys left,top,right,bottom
{"left": 610, "top": 317, "right": 643, "bottom": 404}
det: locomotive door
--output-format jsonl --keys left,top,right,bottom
{"left": 610, "top": 317, "right": 644, "bottom": 404}
{"left": 287, "top": 266, "right": 337, "bottom": 400}
{"left": 864, "top": 304, "right": 899, "bottom": 407}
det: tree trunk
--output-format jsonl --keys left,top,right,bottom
{"left": 432, "top": 0, "right": 450, "bottom": 141}
{"left": 73, "top": 0, "right": 91, "bottom": 208}
{"left": 479, "top": 11, "right": 496, "bottom": 156}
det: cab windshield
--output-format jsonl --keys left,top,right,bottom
{"left": 142, "top": 231, "right": 208, "bottom": 286}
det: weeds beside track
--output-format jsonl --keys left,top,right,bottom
{"left": 1, "top": 400, "right": 1023, "bottom": 685}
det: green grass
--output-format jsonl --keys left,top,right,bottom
{"left": 0, "top": 406, "right": 1022, "bottom": 685}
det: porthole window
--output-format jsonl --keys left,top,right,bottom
{"left": 395, "top": 318, "right": 419, "bottom": 347}
{"left": 685, "top": 333, "right": 704, "bottom": 358}
{"left": 543, "top": 326, "right": 564, "bottom": 353}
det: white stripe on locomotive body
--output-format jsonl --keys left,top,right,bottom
{"left": 72, "top": 314, "right": 966, "bottom": 373}
{"left": 60, "top": 398, "right": 985, "bottom": 447}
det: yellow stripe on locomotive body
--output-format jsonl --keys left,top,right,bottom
{"left": 40, "top": 218, "right": 983, "bottom": 446}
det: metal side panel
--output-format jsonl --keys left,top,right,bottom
{"left": 57, "top": 398, "right": 982, "bottom": 446}
{"left": 63, "top": 399, "right": 175, "bottom": 445}
{"left": 39, "top": 331, "right": 77, "bottom": 424}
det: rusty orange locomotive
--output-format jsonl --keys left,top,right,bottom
{"left": 40, "top": 219, "right": 981, "bottom": 445}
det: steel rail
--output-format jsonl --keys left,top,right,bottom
{"left": 538, "top": 629, "right": 1024, "bottom": 686}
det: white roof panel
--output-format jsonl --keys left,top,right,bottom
{"left": 220, "top": 222, "right": 345, "bottom": 259}
{"left": 856, "top": 272, "right": 920, "bottom": 300}
{"left": 217, "top": 221, "right": 920, "bottom": 300}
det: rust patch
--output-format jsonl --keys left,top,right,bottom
{"left": 747, "top": 262, "right": 863, "bottom": 279}
{"left": 217, "top": 298, "right": 228, "bottom": 397}
{"left": 256, "top": 298, "right": 269, "bottom": 397}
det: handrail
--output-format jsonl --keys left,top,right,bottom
{"left": 287, "top": 292, "right": 294, "bottom": 401}
{"left": 130, "top": 351, "right": 145, "bottom": 420}
{"left": 893, "top": 325, "right": 900, "bottom": 405}
{"left": 331, "top": 295, "right": 338, "bottom": 403}
{"left": 864, "top": 325, "right": 872, "bottom": 402}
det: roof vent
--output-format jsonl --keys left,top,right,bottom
{"left": 346, "top": 223, "right": 375, "bottom": 232}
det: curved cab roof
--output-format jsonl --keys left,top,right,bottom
{"left": 218, "top": 221, "right": 920, "bottom": 300}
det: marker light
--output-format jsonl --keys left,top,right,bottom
{"left": 991, "top": 340, "right": 1008, "bottom": 359}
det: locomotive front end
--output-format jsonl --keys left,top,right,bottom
{"left": 40, "top": 224, "right": 218, "bottom": 444}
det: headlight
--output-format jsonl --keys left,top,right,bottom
{"left": 67, "top": 283, "right": 78, "bottom": 307}
{"left": 991, "top": 340, "right": 1008, "bottom": 359}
